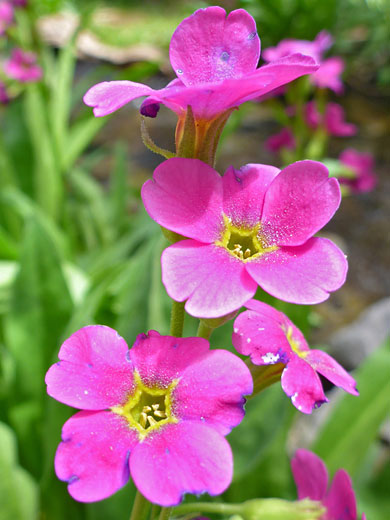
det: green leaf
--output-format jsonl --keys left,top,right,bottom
{"left": 0, "top": 421, "right": 38, "bottom": 520}
{"left": 312, "top": 340, "right": 390, "bottom": 477}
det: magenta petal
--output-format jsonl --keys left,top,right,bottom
{"left": 313, "top": 57, "right": 344, "bottom": 93}
{"left": 222, "top": 164, "right": 280, "bottom": 226}
{"left": 232, "top": 301, "right": 292, "bottom": 364}
{"left": 130, "top": 421, "right": 233, "bottom": 506}
{"left": 261, "top": 161, "right": 341, "bottom": 246}
{"left": 129, "top": 331, "right": 209, "bottom": 387}
{"left": 162, "top": 241, "right": 257, "bottom": 319}
{"left": 281, "top": 356, "right": 328, "bottom": 413}
{"left": 45, "top": 325, "right": 133, "bottom": 410}
{"left": 291, "top": 449, "right": 328, "bottom": 501}
{"left": 55, "top": 411, "right": 138, "bottom": 502}
{"left": 305, "top": 349, "right": 358, "bottom": 396}
{"left": 173, "top": 350, "right": 253, "bottom": 435}
{"left": 142, "top": 158, "right": 223, "bottom": 242}
{"left": 325, "top": 469, "right": 357, "bottom": 520}
{"left": 245, "top": 237, "right": 348, "bottom": 305}
{"left": 83, "top": 81, "right": 156, "bottom": 117}
{"left": 169, "top": 7, "right": 260, "bottom": 86}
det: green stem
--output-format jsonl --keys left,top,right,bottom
{"left": 174, "top": 502, "right": 242, "bottom": 516}
{"left": 197, "top": 320, "right": 213, "bottom": 340}
{"left": 129, "top": 491, "right": 151, "bottom": 520}
{"left": 159, "top": 506, "right": 173, "bottom": 520}
{"left": 170, "top": 300, "right": 185, "bottom": 337}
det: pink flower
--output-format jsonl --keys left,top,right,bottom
{"left": 263, "top": 31, "right": 344, "bottom": 93}
{"left": 339, "top": 149, "right": 377, "bottom": 193}
{"left": 0, "top": 81, "right": 9, "bottom": 104}
{"left": 4, "top": 48, "right": 42, "bottom": 82}
{"left": 0, "top": 1, "right": 13, "bottom": 35}
{"left": 305, "top": 101, "right": 357, "bottom": 137}
{"left": 265, "top": 127, "right": 296, "bottom": 153}
{"left": 84, "top": 7, "right": 318, "bottom": 123}
{"left": 292, "top": 449, "right": 365, "bottom": 519}
{"left": 11, "top": 0, "right": 27, "bottom": 6}
{"left": 232, "top": 300, "right": 358, "bottom": 413}
{"left": 45, "top": 326, "right": 252, "bottom": 505}
{"left": 141, "top": 158, "right": 347, "bottom": 319}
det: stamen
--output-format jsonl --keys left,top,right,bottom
{"left": 147, "top": 416, "right": 157, "bottom": 426}
{"left": 139, "top": 412, "right": 148, "bottom": 428}
{"left": 244, "top": 248, "right": 251, "bottom": 258}
{"left": 154, "top": 410, "right": 166, "bottom": 418}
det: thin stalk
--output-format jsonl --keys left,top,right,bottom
{"left": 174, "top": 502, "right": 242, "bottom": 516}
{"left": 196, "top": 321, "right": 213, "bottom": 340}
{"left": 170, "top": 300, "right": 185, "bottom": 337}
{"left": 159, "top": 506, "right": 173, "bottom": 520}
{"left": 129, "top": 491, "right": 151, "bottom": 520}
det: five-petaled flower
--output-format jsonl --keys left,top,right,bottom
{"left": 83, "top": 7, "right": 317, "bottom": 131}
{"left": 232, "top": 299, "right": 358, "bottom": 413}
{"left": 263, "top": 31, "right": 344, "bottom": 94}
{"left": 292, "top": 449, "right": 366, "bottom": 519}
{"left": 4, "top": 48, "right": 42, "bottom": 83}
{"left": 142, "top": 157, "right": 347, "bottom": 319}
{"left": 45, "top": 326, "right": 252, "bottom": 505}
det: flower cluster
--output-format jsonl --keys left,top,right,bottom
{"left": 46, "top": 5, "right": 365, "bottom": 517}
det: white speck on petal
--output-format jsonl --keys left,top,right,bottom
{"left": 298, "top": 405, "right": 303, "bottom": 411}
{"left": 261, "top": 353, "right": 280, "bottom": 363}
{"left": 291, "top": 392, "right": 298, "bottom": 403}
{"left": 234, "top": 327, "right": 239, "bottom": 333}
{"left": 84, "top": 390, "right": 89, "bottom": 395}
{"left": 258, "top": 327, "right": 265, "bottom": 331}
{"left": 247, "top": 337, "right": 251, "bottom": 343}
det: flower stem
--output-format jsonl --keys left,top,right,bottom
{"left": 196, "top": 320, "right": 213, "bottom": 340}
{"left": 170, "top": 300, "right": 185, "bottom": 337}
{"left": 174, "top": 502, "right": 242, "bottom": 516}
{"left": 129, "top": 491, "right": 151, "bottom": 520}
{"left": 159, "top": 506, "right": 173, "bottom": 520}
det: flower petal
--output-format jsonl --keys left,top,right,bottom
{"left": 173, "top": 349, "right": 253, "bottom": 435}
{"left": 222, "top": 164, "right": 280, "bottom": 226}
{"left": 281, "top": 356, "right": 328, "bottom": 413}
{"left": 83, "top": 81, "right": 156, "bottom": 117}
{"left": 232, "top": 301, "right": 292, "bottom": 364}
{"left": 129, "top": 331, "right": 209, "bottom": 388}
{"left": 169, "top": 7, "right": 260, "bottom": 86}
{"left": 305, "top": 349, "right": 358, "bottom": 396}
{"left": 55, "top": 411, "right": 138, "bottom": 502}
{"left": 324, "top": 469, "right": 357, "bottom": 520}
{"left": 162, "top": 240, "right": 257, "bottom": 319}
{"left": 291, "top": 449, "right": 328, "bottom": 501}
{"left": 313, "top": 57, "right": 344, "bottom": 94}
{"left": 261, "top": 160, "right": 341, "bottom": 247}
{"left": 245, "top": 237, "right": 348, "bottom": 305}
{"left": 45, "top": 325, "right": 134, "bottom": 410}
{"left": 142, "top": 158, "right": 223, "bottom": 243}
{"left": 129, "top": 421, "right": 233, "bottom": 506}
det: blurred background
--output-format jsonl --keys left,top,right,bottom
{"left": 0, "top": 0, "right": 389, "bottom": 519}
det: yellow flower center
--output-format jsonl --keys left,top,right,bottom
{"left": 111, "top": 371, "right": 178, "bottom": 440}
{"left": 286, "top": 326, "right": 308, "bottom": 359}
{"left": 216, "top": 214, "right": 278, "bottom": 261}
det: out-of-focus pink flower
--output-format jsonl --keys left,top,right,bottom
{"left": 142, "top": 158, "right": 347, "bottom": 319}
{"left": 46, "top": 326, "right": 252, "bottom": 505}
{"left": 84, "top": 7, "right": 318, "bottom": 123}
{"left": 305, "top": 101, "right": 357, "bottom": 136}
{"left": 339, "top": 149, "right": 377, "bottom": 193}
{"left": 0, "top": 81, "right": 9, "bottom": 104}
{"left": 263, "top": 31, "right": 344, "bottom": 93}
{"left": 0, "top": 1, "right": 13, "bottom": 35}
{"left": 265, "top": 127, "right": 296, "bottom": 153}
{"left": 4, "top": 48, "right": 42, "bottom": 82}
{"left": 232, "top": 300, "right": 358, "bottom": 413}
{"left": 292, "top": 449, "right": 365, "bottom": 519}
{"left": 11, "top": 0, "right": 27, "bottom": 6}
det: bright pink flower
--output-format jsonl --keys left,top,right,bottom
{"left": 0, "top": 81, "right": 9, "bottom": 104}
{"left": 232, "top": 300, "right": 358, "bottom": 413}
{"left": 265, "top": 127, "right": 296, "bottom": 153}
{"left": 339, "top": 149, "right": 377, "bottom": 193}
{"left": 292, "top": 449, "right": 364, "bottom": 519}
{"left": 305, "top": 101, "right": 357, "bottom": 137}
{"left": 45, "top": 326, "right": 252, "bottom": 505}
{"left": 233, "top": 300, "right": 357, "bottom": 413}
{"left": 4, "top": 48, "right": 42, "bottom": 82}
{"left": 142, "top": 158, "right": 347, "bottom": 319}
{"left": 0, "top": 1, "right": 13, "bottom": 35}
{"left": 84, "top": 7, "right": 318, "bottom": 122}
{"left": 263, "top": 32, "right": 344, "bottom": 93}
